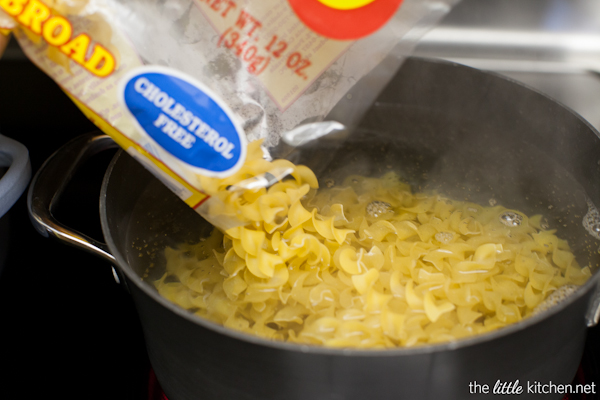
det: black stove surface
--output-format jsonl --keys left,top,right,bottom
{"left": 1, "top": 38, "right": 600, "bottom": 400}
{"left": 0, "top": 39, "right": 148, "bottom": 400}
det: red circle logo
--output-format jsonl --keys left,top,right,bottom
{"left": 288, "top": 0, "right": 404, "bottom": 40}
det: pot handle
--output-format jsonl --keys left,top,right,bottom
{"left": 586, "top": 281, "right": 600, "bottom": 327}
{"left": 27, "top": 133, "right": 118, "bottom": 265}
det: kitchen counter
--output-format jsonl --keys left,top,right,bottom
{"left": 414, "top": 0, "right": 600, "bottom": 130}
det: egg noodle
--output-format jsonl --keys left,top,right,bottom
{"left": 154, "top": 139, "right": 591, "bottom": 348}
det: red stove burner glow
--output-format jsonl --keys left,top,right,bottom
{"left": 148, "top": 369, "right": 169, "bottom": 400}
{"left": 563, "top": 366, "right": 588, "bottom": 400}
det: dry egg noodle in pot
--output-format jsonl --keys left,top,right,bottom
{"left": 62, "top": 58, "right": 600, "bottom": 399}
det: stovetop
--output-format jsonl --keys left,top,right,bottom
{"left": 0, "top": 47, "right": 148, "bottom": 400}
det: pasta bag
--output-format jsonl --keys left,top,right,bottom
{"left": 1, "top": 0, "right": 459, "bottom": 230}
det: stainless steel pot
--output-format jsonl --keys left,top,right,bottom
{"left": 28, "top": 58, "right": 600, "bottom": 400}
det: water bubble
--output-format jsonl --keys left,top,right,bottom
{"left": 533, "top": 285, "right": 578, "bottom": 315}
{"left": 489, "top": 198, "right": 497, "bottom": 207}
{"left": 583, "top": 199, "right": 600, "bottom": 240}
{"left": 435, "top": 232, "right": 454, "bottom": 244}
{"left": 467, "top": 207, "right": 478, "bottom": 213}
{"left": 499, "top": 211, "right": 523, "bottom": 227}
{"left": 324, "top": 178, "right": 335, "bottom": 188}
{"left": 366, "top": 201, "right": 393, "bottom": 218}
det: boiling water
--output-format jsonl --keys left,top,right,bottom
{"left": 499, "top": 211, "right": 523, "bottom": 227}
{"left": 124, "top": 117, "right": 600, "bottom": 294}
{"left": 583, "top": 199, "right": 600, "bottom": 240}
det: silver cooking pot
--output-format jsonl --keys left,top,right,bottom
{"left": 28, "top": 58, "right": 600, "bottom": 400}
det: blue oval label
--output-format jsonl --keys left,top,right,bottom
{"left": 120, "top": 67, "right": 246, "bottom": 177}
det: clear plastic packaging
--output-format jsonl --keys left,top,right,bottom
{"left": 1, "top": 0, "right": 459, "bottom": 230}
